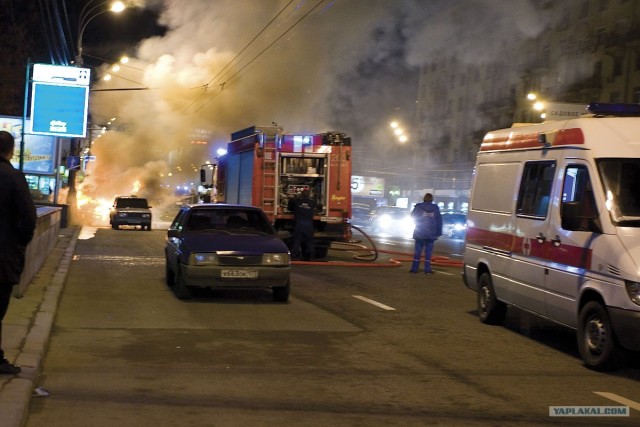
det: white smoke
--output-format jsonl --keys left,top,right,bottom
{"left": 82, "top": 0, "right": 551, "bottom": 211}
{"left": 403, "top": 0, "right": 548, "bottom": 66}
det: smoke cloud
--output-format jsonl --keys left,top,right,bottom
{"left": 82, "top": 0, "right": 552, "bottom": 217}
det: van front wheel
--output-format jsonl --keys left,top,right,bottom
{"left": 577, "top": 301, "right": 621, "bottom": 371}
{"left": 477, "top": 272, "right": 506, "bottom": 325}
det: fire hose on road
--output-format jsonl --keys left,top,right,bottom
{"left": 291, "top": 224, "right": 464, "bottom": 268}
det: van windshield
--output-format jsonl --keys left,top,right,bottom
{"left": 597, "top": 159, "right": 640, "bottom": 225}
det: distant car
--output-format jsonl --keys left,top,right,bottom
{"left": 441, "top": 212, "right": 467, "bottom": 239}
{"left": 109, "top": 196, "right": 152, "bottom": 230}
{"left": 371, "top": 206, "right": 414, "bottom": 238}
{"left": 350, "top": 203, "right": 373, "bottom": 229}
{"left": 164, "top": 204, "right": 291, "bottom": 301}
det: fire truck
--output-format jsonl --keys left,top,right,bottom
{"left": 205, "top": 125, "right": 352, "bottom": 258}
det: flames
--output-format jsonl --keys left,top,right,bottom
{"left": 75, "top": 179, "right": 143, "bottom": 225}
{"left": 132, "top": 180, "right": 141, "bottom": 194}
{"left": 76, "top": 191, "right": 113, "bottom": 224}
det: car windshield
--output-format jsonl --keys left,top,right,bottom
{"left": 352, "top": 206, "right": 370, "bottom": 216}
{"left": 186, "top": 209, "right": 274, "bottom": 234}
{"left": 597, "top": 159, "right": 640, "bottom": 224}
{"left": 116, "top": 198, "right": 148, "bottom": 208}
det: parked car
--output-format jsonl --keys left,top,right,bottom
{"left": 350, "top": 203, "right": 373, "bottom": 230}
{"left": 164, "top": 204, "right": 291, "bottom": 301}
{"left": 441, "top": 212, "right": 467, "bottom": 239}
{"left": 109, "top": 196, "right": 152, "bottom": 230}
{"left": 371, "top": 206, "right": 414, "bottom": 238}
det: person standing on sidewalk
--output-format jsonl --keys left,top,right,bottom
{"left": 409, "top": 193, "right": 442, "bottom": 274}
{"left": 0, "top": 131, "right": 37, "bottom": 374}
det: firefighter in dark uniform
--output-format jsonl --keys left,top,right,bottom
{"left": 289, "top": 189, "right": 316, "bottom": 260}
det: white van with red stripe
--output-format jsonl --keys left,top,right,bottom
{"left": 463, "top": 103, "right": 640, "bottom": 370}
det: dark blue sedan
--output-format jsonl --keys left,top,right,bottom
{"left": 165, "top": 204, "right": 291, "bottom": 301}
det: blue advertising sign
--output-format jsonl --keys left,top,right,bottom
{"left": 1, "top": 116, "right": 56, "bottom": 174}
{"left": 30, "top": 82, "right": 89, "bottom": 138}
{"left": 23, "top": 133, "right": 56, "bottom": 174}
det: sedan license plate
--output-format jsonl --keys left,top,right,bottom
{"left": 221, "top": 270, "right": 258, "bottom": 279}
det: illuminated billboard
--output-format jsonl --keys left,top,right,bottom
{"left": 0, "top": 116, "right": 56, "bottom": 174}
{"left": 29, "top": 64, "right": 90, "bottom": 138}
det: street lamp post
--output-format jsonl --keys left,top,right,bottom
{"left": 76, "top": 0, "right": 126, "bottom": 66}
{"left": 68, "top": 0, "right": 126, "bottom": 223}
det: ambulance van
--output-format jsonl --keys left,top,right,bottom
{"left": 463, "top": 103, "right": 640, "bottom": 370}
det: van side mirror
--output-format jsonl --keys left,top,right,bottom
{"left": 561, "top": 201, "right": 602, "bottom": 233}
{"left": 200, "top": 168, "right": 206, "bottom": 184}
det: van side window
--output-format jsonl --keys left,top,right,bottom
{"left": 516, "top": 161, "right": 555, "bottom": 218}
{"left": 561, "top": 165, "right": 599, "bottom": 231}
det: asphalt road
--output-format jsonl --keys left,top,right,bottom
{"left": 25, "top": 227, "right": 640, "bottom": 426}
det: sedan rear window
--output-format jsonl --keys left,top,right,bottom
{"left": 116, "top": 198, "right": 149, "bottom": 208}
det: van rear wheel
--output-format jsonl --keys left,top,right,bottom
{"left": 577, "top": 301, "right": 622, "bottom": 371}
{"left": 477, "top": 272, "right": 506, "bottom": 325}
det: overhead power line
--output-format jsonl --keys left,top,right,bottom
{"left": 182, "top": 0, "right": 297, "bottom": 114}
{"left": 206, "top": 0, "right": 296, "bottom": 88}
{"left": 190, "top": 0, "right": 331, "bottom": 114}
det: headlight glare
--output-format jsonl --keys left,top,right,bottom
{"left": 262, "top": 253, "right": 290, "bottom": 265}
{"left": 190, "top": 253, "right": 219, "bottom": 266}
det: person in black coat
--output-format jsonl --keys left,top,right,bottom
{"left": 288, "top": 189, "right": 316, "bottom": 260}
{"left": 0, "top": 131, "right": 37, "bottom": 374}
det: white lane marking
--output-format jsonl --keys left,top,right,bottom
{"left": 72, "top": 255, "right": 165, "bottom": 265}
{"left": 594, "top": 392, "right": 640, "bottom": 411}
{"left": 352, "top": 295, "right": 396, "bottom": 311}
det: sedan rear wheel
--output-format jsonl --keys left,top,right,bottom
{"left": 174, "top": 267, "right": 193, "bottom": 300}
{"left": 165, "top": 260, "right": 175, "bottom": 287}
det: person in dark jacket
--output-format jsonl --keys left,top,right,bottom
{"left": 0, "top": 131, "right": 37, "bottom": 374}
{"left": 409, "top": 193, "right": 442, "bottom": 274}
{"left": 288, "top": 189, "right": 316, "bottom": 260}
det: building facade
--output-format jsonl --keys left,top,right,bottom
{"left": 412, "top": 0, "right": 640, "bottom": 211}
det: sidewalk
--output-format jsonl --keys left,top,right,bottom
{"left": 0, "top": 226, "right": 79, "bottom": 427}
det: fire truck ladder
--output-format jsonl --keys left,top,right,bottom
{"left": 261, "top": 136, "right": 278, "bottom": 221}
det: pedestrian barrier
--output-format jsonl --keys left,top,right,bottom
{"left": 15, "top": 205, "right": 63, "bottom": 297}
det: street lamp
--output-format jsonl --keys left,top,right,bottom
{"left": 389, "top": 120, "right": 409, "bottom": 144}
{"left": 524, "top": 93, "right": 546, "bottom": 122}
{"left": 68, "top": 0, "right": 126, "bottom": 224}
{"left": 76, "top": 0, "right": 127, "bottom": 66}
